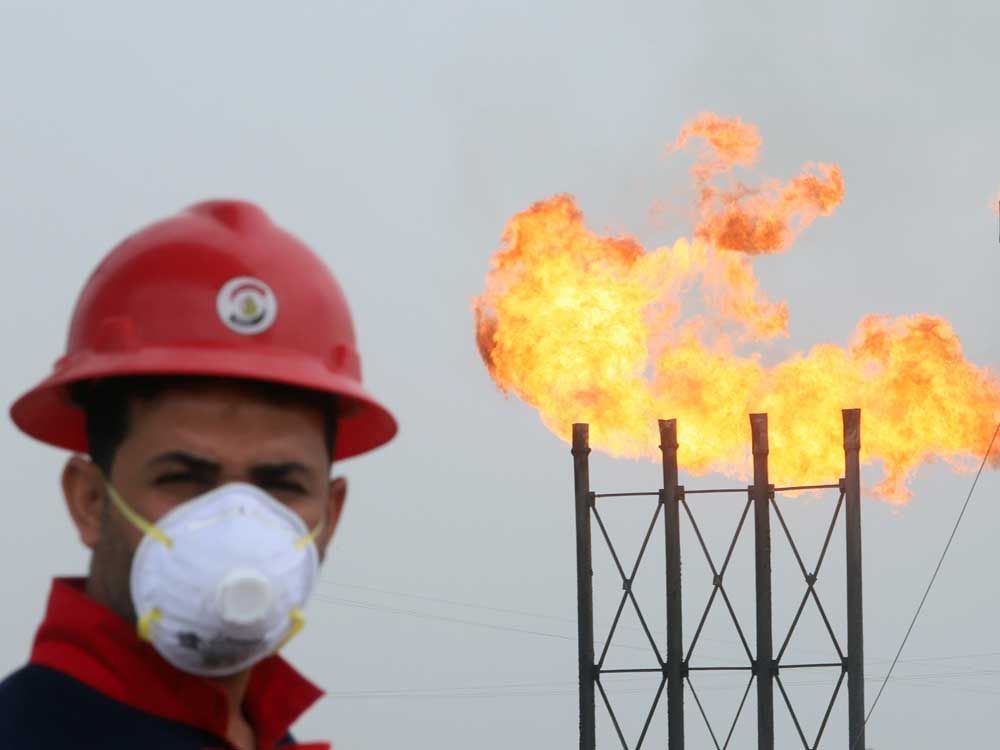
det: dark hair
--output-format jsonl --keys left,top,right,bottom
{"left": 69, "top": 376, "right": 338, "bottom": 476}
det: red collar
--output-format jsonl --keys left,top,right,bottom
{"left": 30, "top": 578, "right": 325, "bottom": 749}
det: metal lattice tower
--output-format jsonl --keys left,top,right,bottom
{"left": 573, "top": 409, "right": 865, "bottom": 749}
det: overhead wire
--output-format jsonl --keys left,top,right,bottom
{"left": 313, "top": 589, "right": 751, "bottom": 662}
{"left": 313, "top": 593, "right": 581, "bottom": 645}
{"left": 326, "top": 666, "right": 1000, "bottom": 701}
{"left": 314, "top": 585, "right": 1000, "bottom": 669}
{"left": 316, "top": 578, "right": 830, "bottom": 657}
{"left": 320, "top": 580, "right": 582, "bottom": 624}
{"left": 851, "top": 422, "right": 1000, "bottom": 750}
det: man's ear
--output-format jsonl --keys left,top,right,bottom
{"left": 316, "top": 476, "right": 347, "bottom": 562}
{"left": 62, "top": 455, "right": 106, "bottom": 550}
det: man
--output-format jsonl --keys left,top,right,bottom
{"left": 0, "top": 200, "right": 397, "bottom": 749}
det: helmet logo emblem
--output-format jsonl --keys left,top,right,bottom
{"left": 216, "top": 277, "right": 278, "bottom": 335}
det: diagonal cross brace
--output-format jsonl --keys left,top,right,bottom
{"left": 772, "top": 491, "right": 847, "bottom": 664}
{"left": 682, "top": 493, "right": 756, "bottom": 665}
{"left": 593, "top": 501, "right": 665, "bottom": 668}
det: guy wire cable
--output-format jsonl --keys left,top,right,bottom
{"left": 851, "top": 421, "right": 1000, "bottom": 750}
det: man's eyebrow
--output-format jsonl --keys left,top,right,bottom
{"left": 248, "top": 462, "right": 316, "bottom": 483}
{"left": 146, "top": 451, "right": 222, "bottom": 476}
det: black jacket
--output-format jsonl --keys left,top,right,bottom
{"left": 0, "top": 664, "right": 300, "bottom": 749}
{"left": 2, "top": 579, "right": 328, "bottom": 750}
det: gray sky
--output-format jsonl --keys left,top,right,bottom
{"left": 1, "top": 1, "right": 998, "bottom": 747}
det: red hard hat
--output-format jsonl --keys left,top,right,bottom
{"left": 10, "top": 200, "right": 397, "bottom": 461}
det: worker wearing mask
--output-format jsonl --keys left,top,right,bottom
{"left": 0, "top": 201, "right": 397, "bottom": 749}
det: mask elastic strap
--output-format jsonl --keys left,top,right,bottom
{"left": 293, "top": 516, "right": 325, "bottom": 551}
{"left": 137, "top": 607, "right": 163, "bottom": 642}
{"left": 101, "top": 472, "right": 175, "bottom": 549}
{"left": 275, "top": 608, "right": 307, "bottom": 651}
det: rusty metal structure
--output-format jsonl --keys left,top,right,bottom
{"left": 572, "top": 409, "right": 865, "bottom": 749}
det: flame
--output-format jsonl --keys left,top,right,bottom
{"left": 474, "top": 114, "right": 1000, "bottom": 503}
{"left": 671, "top": 112, "right": 761, "bottom": 180}
{"left": 694, "top": 164, "right": 844, "bottom": 254}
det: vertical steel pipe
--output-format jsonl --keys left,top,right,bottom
{"left": 572, "top": 424, "right": 596, "bottom": 750}
{"left": 843, "top": 408, "right": 865, "bottom": 750}
{"left": 660, "top": 419, "right": 685, "bottom": 749}
{"left": 750, "top": 413, "right": 774, "bottom": 750}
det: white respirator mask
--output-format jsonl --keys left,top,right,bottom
{"left": 105, "top": 480, "right": 322, "bottom": 677}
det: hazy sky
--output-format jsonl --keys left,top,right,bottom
{"left": 2, "top": 2, "right": 998, "bottom": 748}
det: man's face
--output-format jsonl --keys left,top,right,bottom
{"left": 62, "top": 382, "right": 346, "bottom": 621}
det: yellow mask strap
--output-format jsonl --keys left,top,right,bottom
{"left": 275, "top": 607, "right": 306, "bottom": 651}
{"left": 137, "top": 607, "right": 163, "bottom": 642}
{"left": 102, "top": 475, "right": 174, "bottom": 549}
{"left": 293, "top": 516, "right": 325, "bottom": 551}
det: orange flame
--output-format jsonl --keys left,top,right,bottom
{"left": 474, "top": 114, "right": 1000, "bottom": 503}
{"left": 671, "top": 112, "right": 761, "bottom": 180}
{"left": 694, "top": 164, "right": 844, "bottom": 254}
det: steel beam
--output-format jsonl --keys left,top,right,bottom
{"left": 751, "top": 413, "right": 774, "bottom": 750}
{"left": 660, "top": 419, "right": 685, "bottom": 749}
{"left": 573, "top": 424, "right": 596, "bottom": 750}
{"left": 843, "top": 409, "right": 865, "bottom": 750}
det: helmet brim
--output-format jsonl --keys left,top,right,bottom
{"left": 10, "top": 346, "right": 398, "bottom": 462}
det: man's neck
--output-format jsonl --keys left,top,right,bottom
{"left": 211, "top": 670, "right": 255, "bottom": 750}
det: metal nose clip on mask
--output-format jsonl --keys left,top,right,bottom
{"left": 105, "top": 480, "right": 322, "bottom": 677}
